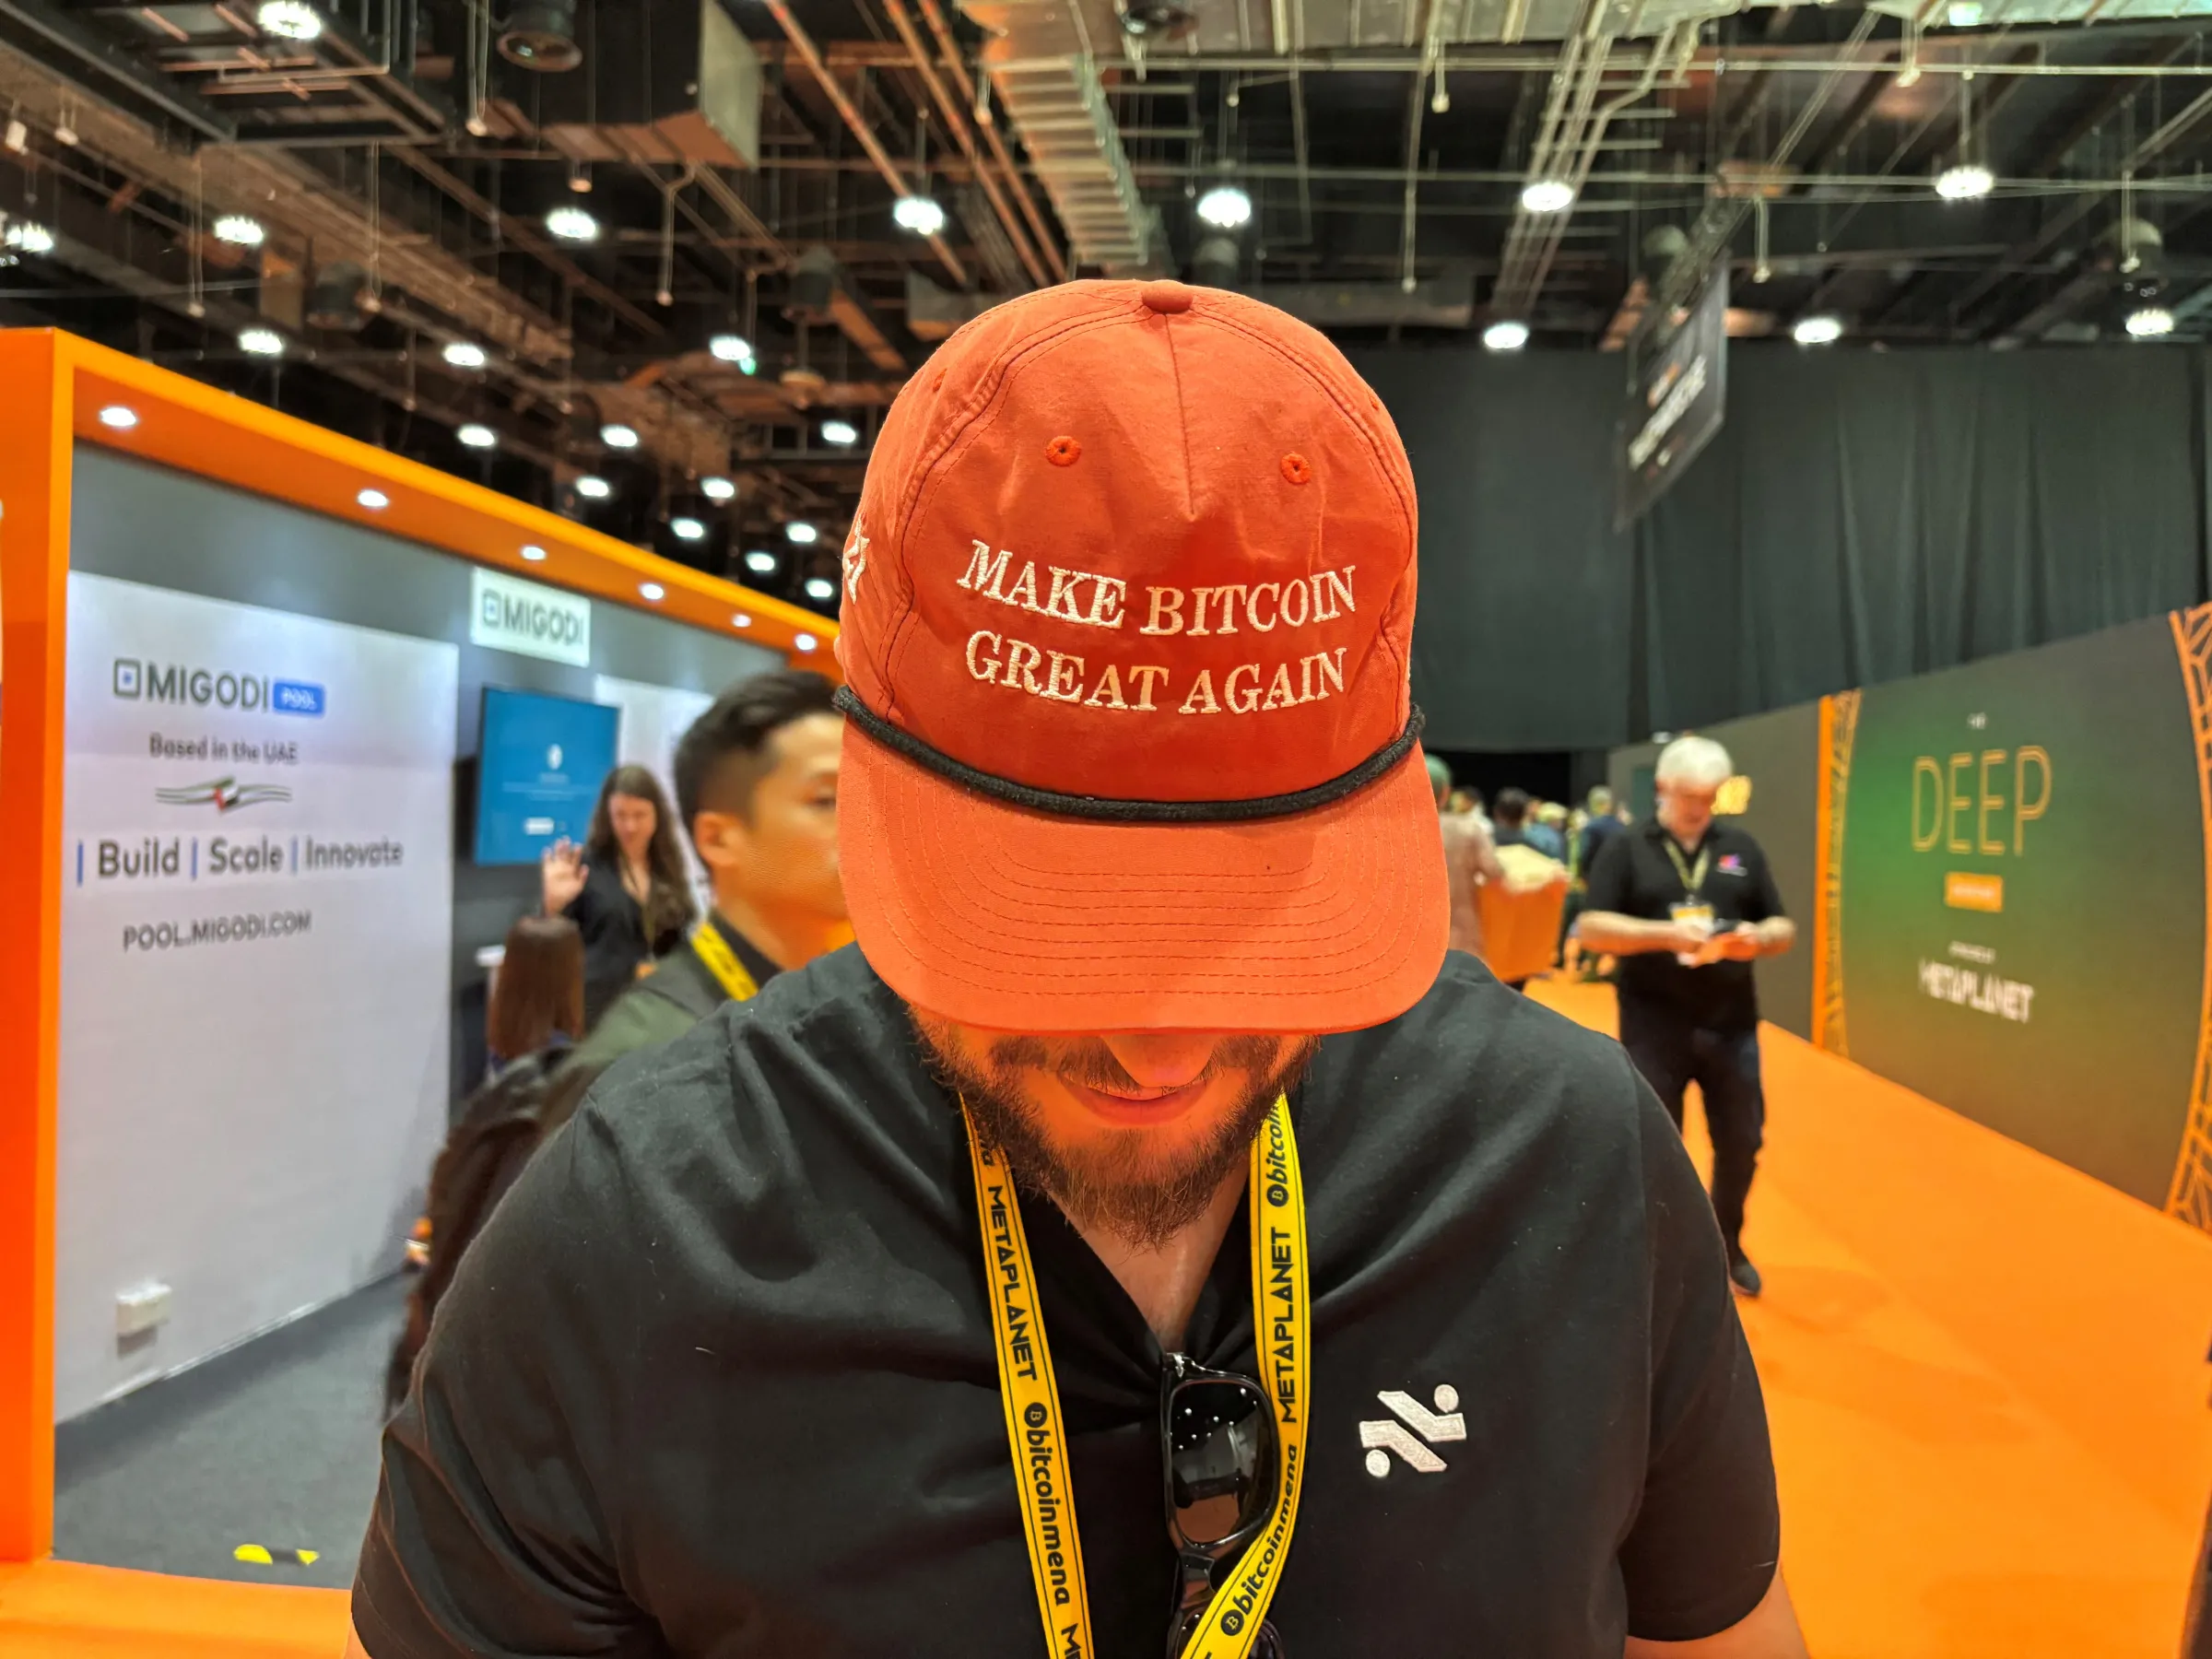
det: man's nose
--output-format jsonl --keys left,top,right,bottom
{"left": 1097, "top": 1032, "right": 1230, "bottom": 1090}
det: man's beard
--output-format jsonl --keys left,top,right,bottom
{"left": 912, "top": 1018, "right": 1316, "bottom": 1250}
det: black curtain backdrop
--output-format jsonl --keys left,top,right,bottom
{"left": 1350, "top": 345, "right": 2212, "bottom": 751}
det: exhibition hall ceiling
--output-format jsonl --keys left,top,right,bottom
{"left": 2, "top": 0, "right": 2209, "bottom": 609}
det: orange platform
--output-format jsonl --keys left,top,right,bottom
{"left": 6, "top": 987, "right": 2210, "bottom": 1656}
{"left": 1534, "top": 979, "right": 2212, "bottom": 1659}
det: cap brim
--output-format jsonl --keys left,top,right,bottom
{"left": 840, "top": 724, "right": 1449, "bottom": 1034}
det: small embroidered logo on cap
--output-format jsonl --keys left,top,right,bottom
{"left": 1045, "top": 435, "right": 1082, "bottom": 467}
{"left": 1280, "top": 453, "right": 1312, "bottom": 486}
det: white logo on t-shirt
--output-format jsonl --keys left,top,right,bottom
{"left": 1359, "top": 1383, "right": 1466, "bottom": 1477}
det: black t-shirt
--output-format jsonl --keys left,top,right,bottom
{"left": 1583, "top": 819, "right": 1785, "bottom": 1034}
{"left": 354, "top": 947, "right": 1779, "bottom": 1658}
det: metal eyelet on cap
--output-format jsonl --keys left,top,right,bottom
{"left": 1280, "top": 453, "right": 1312, "bottom": 485}
{"left": 1046, "top": 435, "right": 1082, "bottom": 466}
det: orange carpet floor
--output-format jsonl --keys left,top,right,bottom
{"left": 1534, "top": 978, "right": 2212, "bottom": 1659}
{"left": 8, "top": 988, "right": 2212, "bottom": 1656}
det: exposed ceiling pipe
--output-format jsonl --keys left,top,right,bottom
{"left": 880, "top": 0, "right": 1049, "bottom": 288}
{"left": 760, "top": 0, "right": 970, "bottom": 287}
{"left": 915, "top": 0, "right": 1065, "bottom": 281}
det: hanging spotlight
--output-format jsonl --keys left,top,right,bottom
{"left": 255, "top": 2, "right": 324, "bottom": 41}
{"left": 1482, "top": 319, "right": 1530, "bottom": 353}
{"left": 1521, "top": 179, "right": 1575, "bottom": 214}
{"left": 804, "top": 576, "right": 837, "bottom": 602}
{"left": 545, "top": 205, "right": 599, "bottom": 242}
{"left": 238, "top": 327, "right": 285, "bottom": 357}
{"left": 600, "top": 422, "right": 641, "bottom": 449}
{"left": 2126, "top": 305, "right": 2176, "bottom": 338}
{"left": 745, "top": 550, "right": 779, "bottom": 575}
{"left": 457, "top": 423, "right": 498, "bottom": 449}
{"left": 820, "top": 418, "right": 859, "bottom": 447}
{"left": 3, "top": 220, "right": 55, "bottom": 254}
{"left": 785, "top": 522, "right": 818, "bottom": 546}
{"left": 892, "top": 195, "right": 947, "bottom": 237}
{"left": 214, "top": 214, "right": 266, "bottom": 248}
{"left": 1196, "top": 184, "right": 1253, "bottom": 229}
{"left": 498, "top": 0, "right": 583, "bottom": 70}
{"left": 1936, "top": 163, "right": 1994, "bottom": 201}
{"left": 442, "top": 340, "right": 488, "bottom": 371}
{"left": 1793, "top": 314, "right": 1845, "bottom": 346}
{"left": 710, "top": 332, "right": 753, "bottom": 364}
{"left": 671, "top": 517, "right": 707, "bottom": 542}
{"left": 700, "top": 476, "right": 736, "bottom": 501}
{"left": 574, "top": 474, "right": 613, "bottom": 500}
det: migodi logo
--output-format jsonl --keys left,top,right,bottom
{"left": 1359, "top": 1384, "right": 1465, "bottom": 1477}
{"left": 112, "top": 659, "right": 324, "bottom": 716}
{"left": 480, "top": 589, "right": 584, "bottom": 646}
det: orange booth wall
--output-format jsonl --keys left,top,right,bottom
{"left": 0, "top": 329, "right": 839, "bottom": 1656}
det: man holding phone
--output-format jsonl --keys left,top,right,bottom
{"left": 1577, "top": 736, "right": 1796, "bottom": 1299}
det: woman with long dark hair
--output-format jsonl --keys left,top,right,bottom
{"left": 542, "top": 763, "right": 698, "bottom": 1029}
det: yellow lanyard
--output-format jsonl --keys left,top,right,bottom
{"left": 1663, "top": 837, "right": 1712, "bottom": 899}
{"left": 688, "top": 920, "right": 759, "bottom": 1003}
{"left": 963, "top": 1096, "right": 1311, "bottom": 1659}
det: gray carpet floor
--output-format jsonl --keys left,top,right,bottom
{"left": 53, "top": 1273, "right": 408, "bottom": 1591}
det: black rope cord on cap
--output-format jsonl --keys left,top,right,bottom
{"left": 833, "top": 684, "right": 1425, "bottom": 825}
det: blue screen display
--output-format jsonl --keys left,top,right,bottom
{"left": 474, "top": 687, "right": 620, "bottom": 866}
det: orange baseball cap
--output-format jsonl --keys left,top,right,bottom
{"left": 833, "top": 279, "right": 1445, "bottom": 1034}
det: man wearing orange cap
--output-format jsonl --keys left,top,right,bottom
{"left": 351, "top": 282, "right": 1805, "bottom": 1659}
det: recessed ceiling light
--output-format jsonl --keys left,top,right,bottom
{"left": 214, "top": 214, "right": 266, "bottom": 248}
{"left": 2126, "top": 305, "right": 2176, "bottom": 338}
{"left": 671, "top": 516, "right": 706, "bottom": 541}
{"left": 785, "top": 522, "right": 818, "bottom": 545}
{"left": 1935, "top": 163, "right": 1994, "bottom": 201}
{"left": 457, "top": 423, "right": 498, "bottom": 449}
{"left": 1520, "top": 179, "right": 1575, "bottom": 215}
{"left": 744, "top": 549, "right": 778, "bottom": 574}
{"left": 640, "top": 582, "right": 666, "bottom": 601}
{"left": 256, "top": 1, "right": 323, "bottom": 41}
{"left": 442, "top": 341, "right": 488, "bottom": 371}
{"left": 4, "top": 220, "right": 55, "bottom": 254}
{"left": 710, "top": 332, "right": 752, "bottom": 363}
{"left": 820, "top": 418, "right": 859, "bottom": 447}
{"left": 700, "top": 476, "right": 735, "bottom": 501}
{"left": 520, "top": 544, "right": 547, "bottom": 561}
{"left": 600, "top": 422, "right": 640, "bottom": 449}
{"left": 804, "top": 576, "right": 837, "bottom": 601}
{"left": 1482, "top": 319, "right": 1530, "bottom": 352}
{"left": 98, "top": 405, "right": 138, "bottom": 429}
{"left": 794, "top": 632, "right": 819, "bottom": 653}
{"left": 892, "top": 195, "right": 947, "bottom": 237}
{"left": 732, "top": 612, "right": 753, "bottom": 629}
{"left": 1196, "top": 184, "right": 1253, "bottom": 229}
{"left": 357, "top": 488, "right": 389, "bottom": 510}
{"left": 545, "top": 205, "right": 599, "bottom": 243}
{"left": 1792, "top": 313, "right": 1844, "bottom": 346}
{"left": 574, "top": 474, "right": 612, "bottom": 500}
{"left": 238, "top": 326, "right": 285, "bottom": 357}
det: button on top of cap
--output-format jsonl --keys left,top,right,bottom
{"left": 1140, "top": 280, "right": 1194, "bottom": 314}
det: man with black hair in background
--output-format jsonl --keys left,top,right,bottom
{"left": 560, "top": 668, "right": 847, "bottom": 1073}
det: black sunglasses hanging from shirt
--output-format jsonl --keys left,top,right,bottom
{"left": 1162, "top": 1354, "right": 1288, "bottom": 1659}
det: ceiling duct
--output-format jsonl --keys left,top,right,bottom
{"left": 497, "top": 0, "right": 761, "bottom": 168}
{"left": 1252, "top": 274, "right": 1477, "bottom": 331}
{"left": 959, "top": 0, "right": 1163, "bottom": 276}
{"left": 500, "top": 0, "right": 584, "bottom": 72}
{"left": 908, "top": 271, "right": 1014, "bottom": 339}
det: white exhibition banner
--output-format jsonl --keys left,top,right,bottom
{"left": 55, "top": 572, "right": 458, "bottom": 1420}
{"left": 472, "top": 565, "right": 592, "bottom": 666}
